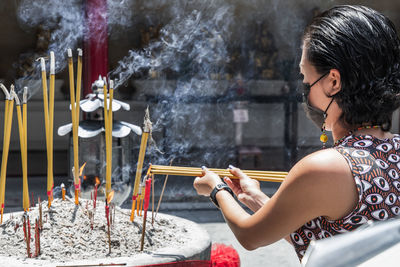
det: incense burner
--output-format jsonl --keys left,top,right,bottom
{"left": 0, "top": 199, "right": 211, "bottom": 267}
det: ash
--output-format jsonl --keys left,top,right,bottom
{"left": 0, "top": 198, "right": 191, "bottom": 261}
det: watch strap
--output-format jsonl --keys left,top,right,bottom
{"left": 210, "top": 183, "right": 234, "bottom": 208}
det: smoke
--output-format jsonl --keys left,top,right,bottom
{"left": 14, "top": 0, "right": 325, "bottom": 167}
{"left": 15, "top": 0, "right": 134, "bottom": 96}
{"left": 108, "top": 3, "right": 235, "bottom": 166}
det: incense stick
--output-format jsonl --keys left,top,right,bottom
{"left": 76, "top": 49, "right": 82, "bottom": 126}
{"left": 40, "top": 57, "right": 53, "bottom": 207}
{"left": 103, "top": 78, "right": 112, "bottom": 198}
{"left": 22, "top": 88, "right": 29, "bottom": 210}
{"left": 140, "top": 176, "right": 152, "bottom": 251}
{"left": 13, "top": 91, "right": 29, "bottom": 211}
{"left": 150, "top": 165, "right": 287, "bottom": 182}
{"left": 151, "top": 174, "right": 155, "bottom": 225}
{"left": 48, "top": 52, "right": 55, "bottom": 207}
{"left": 0, "top": 85, "right": 14, "bottom": 222}
{"left": 130, "top": 108, "right": 151, "bottom": 222}
{"left": 155, "top": 159, "right": 173, "bottom": 220}
{"left": 67, "top": 48, "right": 79, "bottom": 204}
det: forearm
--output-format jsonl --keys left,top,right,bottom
{"left": 246, "top": 191, "right": 269, "bottom": 212}
{"left": 216, "top": 190, "right": 257, "bottom": 250}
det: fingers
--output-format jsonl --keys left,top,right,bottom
{"left": 228, "top": 164, "right": 249, "bottom": 180}
{"left": 224, "top": 177, "right": 241, "bottom": 196}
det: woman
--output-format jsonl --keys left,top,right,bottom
{"left": 193, "top": 5, "right": 400, "bottom": 261}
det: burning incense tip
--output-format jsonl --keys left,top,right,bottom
{"left": 107, "top": 190, "right": 115, "bottom": 204}
{"left": 23, "top": 87, "right": 28, "bottom": 103}
{"left": 109, "top": 80, "right": 114, "bottom": 89}
{"left": 79, "top": 162, "right": 87, "bottom": 176}
{"left": 77, "top": 48, "right": 83, "bottom": 56}
{"left": 0, "top": 84, "right": 10, "bottom": 99}
{"left": 61, "top": 183, "right": 65, "bottom": 201}
{"left": 67, "top": 48, "right": 72, "bottom": 57}
{"left": 50, "top": 51, "right": 55, "bottom": 74}
{"left": 40, "top": 58, "right": 46, "bottom": 72}
{"left": 12, "top": 91, "right": 20, "bottom": 105}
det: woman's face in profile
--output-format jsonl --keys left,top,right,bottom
{"left": 300, "top": 48, "right": 327, "bottom": 110}
{"left": 299, "top": 47, "right": 342, "bottom": 130}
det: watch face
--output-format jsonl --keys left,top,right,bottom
{"left": 216, "top": 184, "right": 225, "bottom": 190}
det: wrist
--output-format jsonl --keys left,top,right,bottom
{"left": 210, "top": 183, "right": 234, "bottom": 209}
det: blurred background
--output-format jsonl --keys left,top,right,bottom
{"left": 0, "top": 0, "right": 400, "bottom": 211}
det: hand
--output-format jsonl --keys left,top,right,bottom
{"left": 193, "top": 167, "right": 223, "bottom": 196}
{"left": 224, "top": 165, "right": 268, "bottom": 212}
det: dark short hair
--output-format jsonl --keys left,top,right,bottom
{"left": 303, "top": 5, "right": 400, "bottom": 131}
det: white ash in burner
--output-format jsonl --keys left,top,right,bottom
{"left": 0, "top": 198, "right": 192, "bottom": 262}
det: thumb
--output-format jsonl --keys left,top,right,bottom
{"left": 201, "top": 166, "right": 208, "bottom": 176}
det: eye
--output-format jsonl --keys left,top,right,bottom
{"left": 388, "top": 169, "right": 399, "bottom": 179}
{"left": 331, "top": 224, "right": 348, "bottom": 233}
{"left": 303, "top": 229, "right": 316, "bottom": 241}
{"left": 385, "top": 193, "right": 397, "bottom": 205}
{"left": 373, "top": 177, "right": 390, "bottom": 191}
{"left": 375, "top": 159, "right": 389, "bottom": 169}
{"left": 344, "top": 215, "right": 368, "bottom": 225}
{"left": 291, "top": 233, "right": 305, "bottom": 246}
{"left": 394, "top": 142, "right": 400, "bottom": 150}
{"left": 354, "top": 140, "right": 373, "bottom": 148}
{"left": 305, "top": 220, "right": 316, "bottom": 229}
{"left": 376, "top": 143, "right": 393, "bottom": 152}
{"left": 371, "top": 209, "right": 389, "bottom": 220}
{"left": 357, "top": 164, "right": 372, "bottom": 174}
{"left": 351, "top": 150, "right": 370, "bottom": 158}
{"left": 391, "top": 206, "right": 400, "bottom": 216}
{"left": 388, "top": 154, "right": 400, "bottom": 163}
{"left": 393, "top": 181, "right": 400, "bottom": 192}
{"left": 318, "top": 230, "right": 332, "bottom": 239}
{"left": 365, "top": 193, "right": 384, "bottom": 205}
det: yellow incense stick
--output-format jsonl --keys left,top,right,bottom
{"left": 75, "top": 50, "right": 83, "bottom": 202}
{"left": 107, "top": 80, "right": 114, "bottom": 198}
{"left": 103, "top": 79, "right": 109, "bottom": 195}
{"left": 40, "top": 57, "right": 53, "bottom": 207}
{"left": 67, "top": 49, "right": 79, "bottom": 204}
{"left": 130, "top": 131, "right": 149, "bottom": 222}
{"left": 0, "top": 85, "right": 10, "bottom": 221}
{"left": 76, "top": 49, "right": 82, "bottom": 125}
{"left": 0, "top": 84, "right": 10, "bottom": 220}
{"left": 103, "top": 78, "right": 112, "bottom": 197}
{"left": 0, "top": 87, "right": 14, "bottom": 222}
{"left": 22, "top": 88, "right": 29, "bottom": 211}
{"left": 13, "top": 92, "right": 29, "bottom": 211}
{"left": 150, "top": 165, "right": 287, "bottom": 182}
{"left": 48, "top": 52, "right": 55, "bottom": 207}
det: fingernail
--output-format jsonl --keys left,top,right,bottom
{"left": 228, "top": 165, "right": 235, "bottom": 169}
{"left": 201, "top": 166, "right": 207, "bottom": 170}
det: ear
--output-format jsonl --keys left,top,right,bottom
{"left": 327, "top": 69, "right": 341, "bottom": 96}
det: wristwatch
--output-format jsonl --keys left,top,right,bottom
{"left": 210, "top": 183, "right": 234, "bottom": 208}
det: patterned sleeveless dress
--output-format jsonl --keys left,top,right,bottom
{"left": 290, "top": 134, "right": 400, "bottom": 260}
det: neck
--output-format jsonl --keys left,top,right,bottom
{"left": 332, "top": 122, "right": 391, "bottom": 142}
{"left": 331, "top": 122, "right": 349, "bottom": 142}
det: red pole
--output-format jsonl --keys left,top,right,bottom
{"left": 83, "top": 0, "right": 109, "bottom": 97}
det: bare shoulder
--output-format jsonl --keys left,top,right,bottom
{"left": 276, "top": 148, "right": 358, "bottom": 220}
{"left": 291, "top": 148, "right": 351, "bottom": 179}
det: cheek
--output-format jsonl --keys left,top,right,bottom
{"left": 308, "top": 87, "right": 324, "bottom": 108}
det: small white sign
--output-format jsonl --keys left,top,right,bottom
{"left": 233, "top": 109, "right": 249, "bottom": 123}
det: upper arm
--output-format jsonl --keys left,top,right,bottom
{"left": 237, "top": 149, "right": 357, "bottom": 249}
